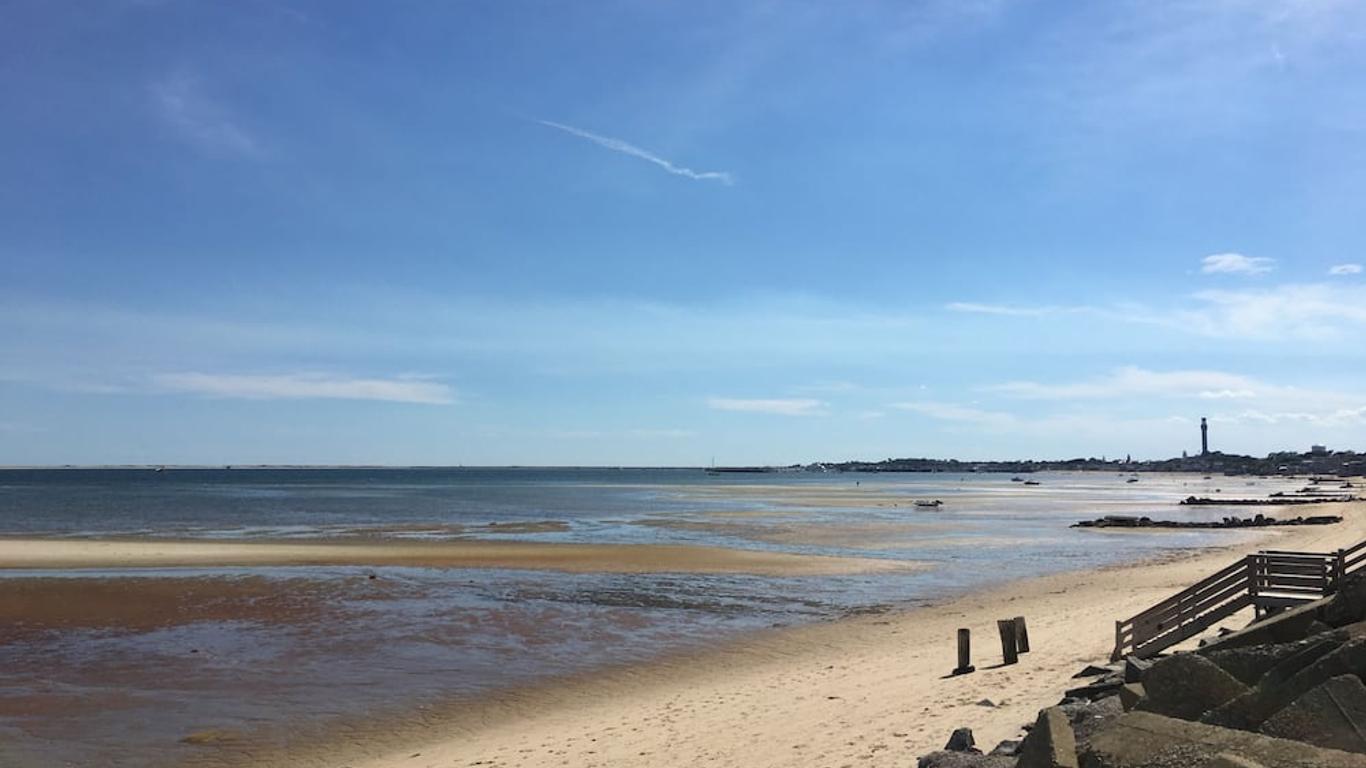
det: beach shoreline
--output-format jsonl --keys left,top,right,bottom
{"left": 163, "top": 500, "right": 1365, "bottom": 768}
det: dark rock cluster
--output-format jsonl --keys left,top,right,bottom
{"left": 920, "top": 573, "right": 1366, "bottom": 767}
{"left": 1072, "top": 514, "right": 1343, "bottom": 529}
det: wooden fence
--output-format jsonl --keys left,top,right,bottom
{"left": 1112, "top": 539, "right": 1366, "bottom": 661}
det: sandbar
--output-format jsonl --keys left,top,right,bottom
{"left": 0, "top": 537, "right": 922, "bottom": 577}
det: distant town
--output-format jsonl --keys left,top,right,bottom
{"left": 784, "top": 418, "right": 1366, "bottom": 477}
{"left": 801, "top": 447, "right": 1364, "bottom": 477}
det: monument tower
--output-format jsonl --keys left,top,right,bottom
{"left": 1200, "top": 417, "right": 1209, "bottom": 456}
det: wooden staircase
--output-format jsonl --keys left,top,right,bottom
{"left": 1112, "top": 539, "right": 1366, "bottom": 661}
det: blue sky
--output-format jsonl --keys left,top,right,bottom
{"left": 3, "top": 0, "right": 1366, "bottom": 465}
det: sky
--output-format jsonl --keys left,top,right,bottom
{"left": 3, "top": 0, "right": 1366, "bottom": 466}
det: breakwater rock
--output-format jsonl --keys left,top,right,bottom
{"left": 921, "top": 574, "right": 1366, "bottom": 767}
{"left": 1073, "top": 514, "right": 1343, "bottom": 530}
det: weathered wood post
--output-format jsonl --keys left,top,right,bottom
{"left": 952, "top": 628, "right": 975, "bottom": 675}
{"left": 1334, "top": 548, "right": 1346, "bottom": 592}
{"left": 1013, "top": 616, "right": 1030, "bottom": 654}
{"left": 997, "top": 619, "right": 1019, "bottom": 665}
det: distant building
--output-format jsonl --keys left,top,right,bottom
{"left": 1311, "top": 444, "right": 1329, "bottom": 456}
{"left": 1200, "top": 417, "right": 1209, "bottom": 456}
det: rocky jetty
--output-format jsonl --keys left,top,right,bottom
{"left": 1180, "top": 496, "right": 1354, "bottom": 506}
{"left": 1072, "top": 514, "right": 1342, "bottom": 529}
{"left": 920, "top": 574, "right": 1366, "bottom": 767}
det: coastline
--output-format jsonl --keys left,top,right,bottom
{"left": 189, "top": 500, "right": 1366, "bottom": 768}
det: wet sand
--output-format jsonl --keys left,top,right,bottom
{"left": 248, "top": 500, "right": 1365, "bottom": 768}
{"left": 0, "top": 538, "right": 923, "bottom": 576}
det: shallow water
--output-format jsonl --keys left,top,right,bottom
{"left": 0, "top": 468, "right": 1309, "bottom": 766}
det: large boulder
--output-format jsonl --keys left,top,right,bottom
{"left": 1136, "top": 653, "right": 1249, "bottom": 721}
{"left": 1202, "top": 632, "right": 1344, "bottom": 686}
{"left": 1260, "top": 674, "right": 1366, "bottom": 753}
{"left": 1205, "top": 637, "right": 1366, "bottom": 730}
{"left": 1017, "top": 706, "right": 1079, "bottom": 768}
{"left": 1324, "top": 574, "right": 1366, "bottom": 627}
{"left": 1059, "top": 695, "right": 1124, "bottom": 750}
{"left": 1198, "top": 598, "right": 1328, "bottom": 653}
{"left": 1082, "top": 711, "right": 1366, "bottom": 767}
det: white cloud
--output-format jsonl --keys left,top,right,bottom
{"left": 1177, "top": 284, "right": 1366, "bottom": 339}
{"left": 989, "top": 367, "right": 1263, "bottom": 400}
{"left": 890, "top": 401, "right": 1017, "bottom": 427}
{"left": 152, "top": 73, "right": 258, "bottom": 157}
{"left": 951, "top": 282, "right": 1366, "bottom": 341}
{"left": 154, "top": 372, "right": 454, "bottom": 404}
{"left": 1201, "top": 253, "right": 1274, "bottom": 275}
{"left": 707, "top": 397, "right": 824, "bottom": 416}
{"left": 1218, "top": 406, "right": 1366, "bottom": 427}
{"left": 1329, "top": 263, "right": 1363, "bottom": 276}
{"left": 539, "top": 120, "right": 734, "bottom": 184}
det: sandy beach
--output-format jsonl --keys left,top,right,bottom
{"left": 0, "top": 537, "right": 921, "bottom": 576}
{"left": 206, "top": 500, "right": 1363, "bottom": 768}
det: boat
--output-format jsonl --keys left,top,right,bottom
{"left": 914, "top": 499, "right": 943, "bottom": 508}
{"left": 1126, "top": 477, "right": 1139, "bottom": 483}
{"left": 1023, "top": 480, "right": 1041, "bottom": 486}
{"left": 1010, "top": 476, "right": 1024, "bottom": 482}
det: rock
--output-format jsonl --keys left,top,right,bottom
{"left": 1016, "top": 706, "right": 1079, "bottom": 768}
{"left": 1059, "top": 695, "right": 1123, "bottom": 750}
{"left": 976, "top": 698, "right": 998, "bottom": 707}
{"left": 1136, "top": 653, "right": 1249, "bottom": 721}
{"left": 1064, "top": 678, "right": 1122, "bottom": 702}
{"left": 1073, "top": 664, "right": 1116, "bottom": 679}
{"left": 1199, "top": 598, "right": 1328, "bottom": 653}
{"left": 989, "top": 740, "right": 1021, "bottom": 756}
{"left": 1324, "top": 574, "right": 1366, "bottom": 627}
{"left": 945, "top": 727, "right": 978, "bottom": 753}
{"left": 917, "top": 752, "right": 1015, "bottom": 768}
{"left": 1207, "top": 754, "right": 1268, "bottom": 768}
{"left": 1260, "top": 674, "right": 1366, "bottom": 753}
{"left": 1122, "top": 656, "right": 1152, "bottom": 684}
{"left": 1202, "top": 630, "right": 1348, "bottom": 686}
{"left": 1205, "top": 637, "right": 1366, "bottom": 730}
{"left": 1082, "top": 711, "right": 1366, "bottom": 768}
{"left": 1118, "top": 683, "right": 1145, "bottom": 712}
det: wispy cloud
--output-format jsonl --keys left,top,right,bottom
{"left": 988, "top": 367, "right": 1262, "bottom": 401}
{"left": 152, "top": 73, "right": 258, "bottom": 157}
{"left": 154, "top": 372, "right": 455, "bottom": 404}
{"left": 1201, "top": 252, "right": 1274, "bottom": 275}
{"left": 945, "top": 302, "right": 1087, "bottom": 317}
{"left": 1330, "top": 263, "right": 1363, "bottom": 276}
{"left": 890, "top": 401, "right": 1017, "bottom": 427}
{"left": 707, "top": 397, "right": 823, "bottom": 416}
{"left": 951, "top": 281, "right": 1366, "bottom": 341}
{"left": 539, "top": 120, "right": 734, "bottom": 185}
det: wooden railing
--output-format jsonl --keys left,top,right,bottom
{"left": 1112, "top": 539, "right": 1366, "bottom": 661}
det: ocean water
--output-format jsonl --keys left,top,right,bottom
{"left": 0, "top": 468, "right": 1304, "bottom": 766}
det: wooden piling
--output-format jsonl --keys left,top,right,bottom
{"left": 952, "top": 628, "right": 975, "bottom": 675}
{"left": 997, "top": 619, "right": 1019, "bottom": 665}
{"left": 1013, "top": 616, "right": 1030, "bottom": 654}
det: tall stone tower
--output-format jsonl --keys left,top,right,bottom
{"left": 1200, "top": 417, "right": 1209, "bottom": 456}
